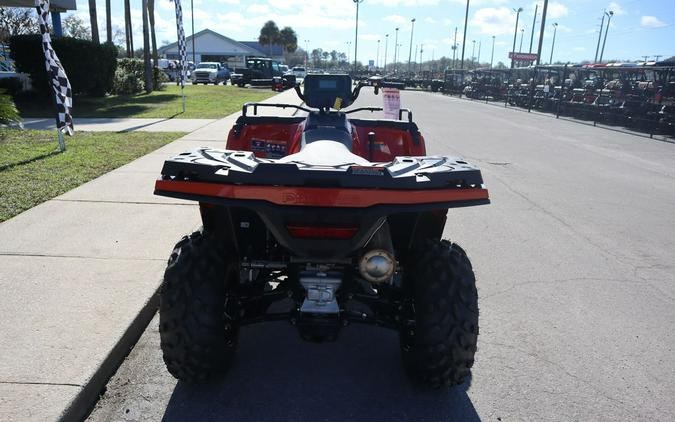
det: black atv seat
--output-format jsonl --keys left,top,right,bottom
{"left": 302, "top": 111, "right": 352, "bottom": 149}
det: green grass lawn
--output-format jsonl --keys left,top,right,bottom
{"left": 0, "top": 129, "right": 184, "bottom": 222}
{"left": 16, "top": 84, "right": 276, "bottom": 119}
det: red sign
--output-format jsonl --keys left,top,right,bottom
{"left": 509, "top": 52, "right": 539, "bottom": 61}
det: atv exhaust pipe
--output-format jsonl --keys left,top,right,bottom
{"left": 358, "top": 222, "right": 396, "bottom": 284}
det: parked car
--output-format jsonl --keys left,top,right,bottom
{"left": 192, "top": 62, "right": 230, "bottom": 85}
{"left": 231, "top": 57, "right": 286, "bottom": 87}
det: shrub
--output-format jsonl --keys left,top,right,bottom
{"left": 0, "top": 77, "right": 24, "bottom": 96}
{"left": 111, "top": 58, "right": 168, "bottom": 95}
{"left": 0, "top": 89, "right": 21, "bottom": 125}
{"left": 9, "top": 35, "right": 118, "bottom": 97}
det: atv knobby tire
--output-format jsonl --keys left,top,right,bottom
{"left": 159, "top": 229, "right": 239, "bottom": 383}
{"left": 401, "top": 239, "right": 479, "bottom": 388}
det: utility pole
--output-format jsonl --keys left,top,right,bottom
{"left": 599, "top": 10, "right": 613, "bottom": 63}
{"left": 353, "top": 0, "right": 364, "bottom": 73}
{"left": 460, "top": 0, "right": 469, "bottom": 69}
{"left": 654, "top": 55, "right": 662, "bottom": 62}
{"left": 511, "top": 7, "right": 523, "bottom": 68}
{"left": 594, "top": 10, "right": 605, "bottom": 63}
{"left": 529, "top": 4, "right": 538, "bottom": 53}
{"left": 535, "top": 0, "right": 548, "bottom": 66}
{"left": 549, "top": 23, "right": 558, "bottom": 64}
{"left": 383, "top": 34, "right": 389, "bottom": 73}
{"left": 490, "top": 35, "right": 495, "bottom": 68}
{"left": 407, "top": 18, "right": 416, "bottom": 74}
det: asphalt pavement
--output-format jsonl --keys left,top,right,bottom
{"left": 88, "top": 89, "right": 675, "bottom": 422}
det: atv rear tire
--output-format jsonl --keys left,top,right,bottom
{"left": 400, "top": 240, "right": 479, "bottom": 388}
{"left": 159, "top": 229, "right": 239, "bottom": 384}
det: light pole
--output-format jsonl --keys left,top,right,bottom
{"left": 304, "top": 39, "right": 309, "bottom": 66}
{"left": 594, "top": 10, "right": 606, "bottom": 62}
{"left": 353, "top": 0, "right": 364, "bottom": 73}
{"left": 490, "top": 35, "right": 495, "bottom": 68}
{"left": 376, "top": 39, "right": 380, "bottom": 68}
{"left": 519, "top": 28, "right": 525, "bottom": 52}
{"left": 599, "top": 10, "right": 613, "bottom": 63}
{"left": 471, "top": 40, "right": 476, "bottom": 64}
{"left": 511, "top": 7, "right": 523, "bottom": 68}
{"left": 460, "top": 0, "right": 470, "bottom": 70}
{"left": 549, "top": 22, "right": 558, "bottom": 64}
{"left": 452, "top": 26, "right": 458, "bottom": 69}
{"left": 393, "top": 27, "right": 399, "bottom": 73}
{"left": 397, "top": 44, "right": 402, "bottom": 73}
{"left": 383, "top": 34, "right": 389, "bottom": 73}
{"left": 407, "top": 18, "right": 416, "bottom": 74}
{"left": 535, "top": 0, "right": 548, "bottom": 65}
{"left": 419, "top": 44, "right": 423, "bottom": 73}
{"left": 477, "top": 40, "right": 481, "bottom": 65}
{"left": 347, "top": 41, "right": 352, "bottom": 64}
{"left": 529, "top": 4, "right": 538, "bottom": 53}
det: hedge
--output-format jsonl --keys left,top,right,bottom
{"left": 9, "top": 35, "right": 118, "bottom": 97}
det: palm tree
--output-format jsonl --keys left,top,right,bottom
{"left": 124, "top": 0, "right": 133, "bottom": 57}
{"left": 148, "top": 0, "right": 158, "bottom": 62}
{"left": 142, "top": 0, "right": 153, "bottom": 92}
{"left": 88, "top": 0, "right": 100, "bottom": 44}
{"left": 105, "top": 0, "right": 111, "bottom": 43}
{"left": 258, "top": 20, "right": 280, "bottom": 57}
{"left": 279, "top": 26, "right": 297, "bottom": 58}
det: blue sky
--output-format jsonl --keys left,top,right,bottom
{"left": 67, "top": 0, "right": 674, "bottom": 64}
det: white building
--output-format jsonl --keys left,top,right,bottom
{"left": 158, "top": 29, "right": 284, "bottom": 68}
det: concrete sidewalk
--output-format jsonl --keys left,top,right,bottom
{"left": 0, "top": 89, "right": 302, "bottom": 421}
{"left": 23, "top": 117, "right": 217, "bottom": 133}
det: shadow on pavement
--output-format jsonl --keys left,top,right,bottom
{"left": 162, "top": 322, "right": 479, "bottom": 422}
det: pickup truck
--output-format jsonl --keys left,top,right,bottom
{"left": 191, "top": 62, "right": 230, "bottom": 85}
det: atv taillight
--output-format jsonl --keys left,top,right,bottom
{"left": 286, "top": 225, "right": 357, "bottom": 239}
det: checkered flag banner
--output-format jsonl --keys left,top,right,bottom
{"left": 173, "top": 0, "right": 187, "bottom": 87}
{"left": 35, "top": 0, "right": 74, "bottom": 135}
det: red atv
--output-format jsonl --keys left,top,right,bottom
{"left": 155, "top": 74, "right": 489, "bottom": 388}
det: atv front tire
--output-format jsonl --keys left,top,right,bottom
{"left": 400, "top": 240, "right": 479, "bottom": 388}
{"left": 159, "top": 229, "right": 239, "bottom": 383}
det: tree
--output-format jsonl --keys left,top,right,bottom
{"left": 63, "top": 15, "right": 91, "bottom": 39}
{"left": 124, "top": 0, "right": 133, "bottom": 57}
{"left": 105, "top": 0, "right": 111, "bottom": 42}
{"left": 141, "top": 0, "right": 153, "bottom": 92}
{"left": 88, "top": 0, "right": 100, "bottom": 44}
{"left": 0, "top": 8, "right": 39, "bottom": 43}
{"left": 258, "top": 20, "right": 280, "bottom": 56}
{"left": 279, "top": 26, "right": 297, "bottom": 53}
{"left": 148, "top": 0, "right": 158, "bottom": 62}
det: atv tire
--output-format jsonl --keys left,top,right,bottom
{"left": 159, "top": 229, "right": 239, "bottom": 384}
{"left": 400, "top": 239, "right": 479, "bottom": 388}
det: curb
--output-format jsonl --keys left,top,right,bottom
{"left": 60, "top": 286, "right": 161, "bottom": 422}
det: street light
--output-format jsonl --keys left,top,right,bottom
{"left": 511, "top": 7, "right": 523, "bottom": 68}
{"left": 594, "top": 10, "right": 606, "bottom": 62}
{"left": 393, "top": 27, "right": 399, "bottom": 73}
{"left": 477, "top": 40, "right": 481, "bottom": 64}
{"left": 549, "top": 23, "right": 558, "bottom": 64}
{"left": 347, "top": 41, "right": 352, "bottom": 64}
{"left": 376, "top": 39, "right": 380, "bottom": 68}
{"left": 460, "top": 0, "right": 470, "bottom": 70}
{"left": 519, "top": 28, "right": 525, "bottom": 52}
{"left": 529, "top": 4, "right": 538, "bottom": 53}
{"left": 490, "top": 35, "right": 495, "bottom": 68}
{"left": 304, "top": 39, "right": 309, "bottom": 66}
{"left": 471, "top": 39, "right": 476, "bottom": 63}
{"left": 353, "top": 0, "right": 364, "bottom": 73}
{"left": 599, "top": 10, "right": 613, "bottom": 63}
{"left": 383, "top": 34, "right": 389, "bottom": 73}
{"left": 407, "top": 18, "right": 416, "bottom": 74}
{"left": 452, "top": 26, "right": 458, "bottom": 68}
